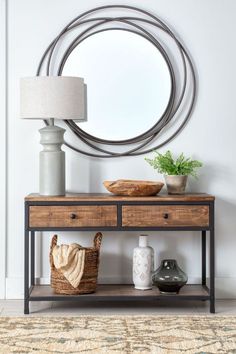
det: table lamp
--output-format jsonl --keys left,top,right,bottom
{"left": 20, "top": 76, "right": 86, "bottom": 196}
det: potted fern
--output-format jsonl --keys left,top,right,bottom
{"left": 145, "top": 150, "right": 203, "bottom": 194}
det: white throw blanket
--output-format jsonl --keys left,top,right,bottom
{"left": 52, "top": 243, "right": 85, "bottom": 288}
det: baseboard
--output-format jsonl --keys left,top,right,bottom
{"left": 6, "top": 277, "right": 24, "bottom": 299}
{"left": 0, "top": 277, "right": 6, "bottom": 300}
{"left": 6, "top": 276, "right": 236, "bottom": 300}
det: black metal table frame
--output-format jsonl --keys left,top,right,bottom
{"left": 24, "top": 200, "right": 215, "bottom": 314}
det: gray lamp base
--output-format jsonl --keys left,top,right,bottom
{"left": 39, "top": 125, "right": 66, "bottom": 196}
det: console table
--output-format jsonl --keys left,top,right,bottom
{"left": 24, "top": 193, "right": 215, "bottom": 314}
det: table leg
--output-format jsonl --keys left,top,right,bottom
{"left": 210, "top": 228, "right": 215, "bottom": 313}
{"left": 31, "top": 231, "right": 35, "bottom": 286}
{"left": 210, "top": 202, "right": 215, "bottom": 313}
{"left": 24, "top": 229, "right": 29, "bottom": 314}
{"left": 202, "top": 230, "right": 206, "bottom": 286}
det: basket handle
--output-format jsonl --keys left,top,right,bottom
{"left": 93, "top": 232, "right": 103, "bottom": 251}
{"left": 49, "top": 235, "right": 58, "bottom": 267}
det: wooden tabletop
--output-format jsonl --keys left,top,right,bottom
{"left": 25, "top": 193, "right": 215, "bottom": 202}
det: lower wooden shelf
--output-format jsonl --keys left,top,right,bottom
{"left": 29, "top": 284, "right": 210, "bottom": 301}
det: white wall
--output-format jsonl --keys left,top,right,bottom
{"left": 2, "top": 0, "right": 236, "bottom": 299}
{"left": 0, "top": 0, "right": 7, "bottom": 299}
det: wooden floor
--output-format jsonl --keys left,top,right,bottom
{"left": 0, "top": 299, "right": 235, "bottom": 316}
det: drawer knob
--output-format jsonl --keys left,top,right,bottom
{"left": 163, "top": 213, "right": 169, "bottom": 219}
{"left": 70, "top": 213, "right": 77, "bottom": 219}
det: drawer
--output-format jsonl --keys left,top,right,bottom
{"left": 122, "top": 205, "right": 209, "bottom": 227}
{"left": 29, "top": 205, "right": 117, "bottom": 227}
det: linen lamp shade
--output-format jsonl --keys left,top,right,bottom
{"left": 20, "top": 76, "right": 87, "bottom": 121}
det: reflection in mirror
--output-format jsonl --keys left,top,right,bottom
{"left": 63, "top": 30, "right": 172, "bottom": 141}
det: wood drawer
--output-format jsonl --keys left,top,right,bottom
{"left": 122, "top": 205, "right": 209, "bottom": 227}
{"left": 29, "top": 205, "right": 117, "bottom": 227}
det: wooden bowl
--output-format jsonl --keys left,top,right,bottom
{"left": 103, "top": 179, "right": 164, "bottom": 197}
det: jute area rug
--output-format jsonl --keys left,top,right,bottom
{"left": 0, "top": 316, "right": 236, "bottom": 353}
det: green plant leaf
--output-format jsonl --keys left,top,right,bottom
{"left": 145, "top": 150, "right": 203, "bottom": 178}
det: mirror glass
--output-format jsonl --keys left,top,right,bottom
{"left": 62, "top": 30, "right": 172, "bottom": 141}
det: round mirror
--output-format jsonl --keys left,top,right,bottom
{"left": 62, "top": 30, "right": 172, "bottom": 141}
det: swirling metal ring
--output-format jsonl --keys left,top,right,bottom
{"left": 37, "top": 5, "right": 196, "bottom": 158}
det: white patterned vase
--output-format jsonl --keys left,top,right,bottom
{"left": 133, "top": 235, "right": 154, "bottom": 290}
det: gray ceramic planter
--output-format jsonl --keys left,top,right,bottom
{"left": 164, "top": 175, "right": 188, "bottom": 194}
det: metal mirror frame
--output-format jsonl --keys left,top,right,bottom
{"left": 37, "top": 5, "right": 196, "bottom": 158}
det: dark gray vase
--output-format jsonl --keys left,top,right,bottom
{"left": 152, "top": 259, "right": 188, "bottom": 294}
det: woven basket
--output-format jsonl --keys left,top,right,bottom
{"left": 50, "top": 232, "right": 102, "bottom": 295}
